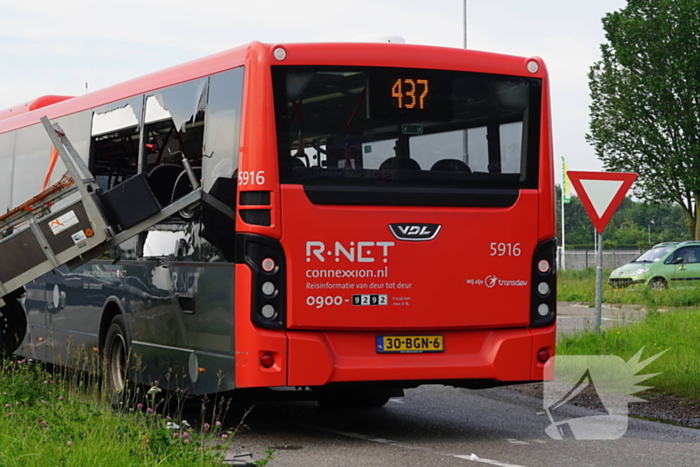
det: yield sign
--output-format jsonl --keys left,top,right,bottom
{"left": 566, "top": 171, "right": 637, "bottom": 234}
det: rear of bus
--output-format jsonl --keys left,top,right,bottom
{"left": 233, "top": 42, "right": 556, "bottom": 401}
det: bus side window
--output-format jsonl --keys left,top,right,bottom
{"left": 197, "top": 67, "right": 244, "bottom": 263}
{"left": 90, "top": 96, "right": 144, "bottom": 192}
{"left": 143, "top": 78, "right": 208, "bottom": 206}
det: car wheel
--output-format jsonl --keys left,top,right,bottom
{"left": 650, "top": 278, "right": 667, "bottom": 290}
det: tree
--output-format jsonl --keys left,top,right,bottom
{"left": 587, "top": 0, "right": 700, "bottom": 239}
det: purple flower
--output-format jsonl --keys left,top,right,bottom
{"left": 221, "top": 434, "right": 228, "bottom": 439}
{"left": 21, "top": 433, "right": 26, "bottom": 437}
{"left": 41, "top": 421, "right": 47, "bottom": 426}
{"left": 184, "top": 439, "right": 190, "bottom": 444}
{"left": 67, "top": 441, "right": 72, "bottom": 446}
{"left": 4, "top": 404, "right": 9, "bottom": 408}
{"left": 183, "top": 432, "right": 189, "bottom": 438}
{"left": 137, "top": 403, "right": 143, "bottom": 409}
{"left": 58, "top": 396, "right": 64, "bottom": 401}
{"left": 146, "top": 408, "right": 153, "bottom": 413}
{"left": 203, "top": 423, "right": 210, "bottom": 430}
{"left": 173, "top": 433, "right": 179, "bottom": 438}
{"left": 7, "top": 412, "right": 12, "bottom": 417}
{"left": 215, "top": 421, "right": 222, "bottom": 427}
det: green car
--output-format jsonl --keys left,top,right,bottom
{"left": 608, "top": 241, "right": 700, "bottom": 289}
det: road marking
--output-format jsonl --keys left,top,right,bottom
{"left": 301, "top": 424, "right": 529, "bottom": 467}
{"left": 505, "top": 438, "right": 529, "bottom": 445}
{"left": 455, "top": 454, "right": 527, "bottom": 466}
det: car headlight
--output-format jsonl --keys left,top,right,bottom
{"left": 630, "top": 267, "right": 650, "bottom": 276}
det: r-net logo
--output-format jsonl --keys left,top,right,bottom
{"left": 306, "top": 241, "right": 395, "bottom": 263}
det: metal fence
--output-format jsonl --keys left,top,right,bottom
{"left": 557, "top": 249, "right": 643, "bottom": 271}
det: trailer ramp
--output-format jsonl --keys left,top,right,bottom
{"left": 0, "top": 117, "right": 224, "bottom": 353}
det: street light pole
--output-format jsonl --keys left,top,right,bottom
{"left": 463, "top": 1, "right": 467, "bottom": 49}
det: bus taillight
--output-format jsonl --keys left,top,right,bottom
{"left": 531, "top": 239, "right": 556, "bottom": 327}
{"left": 237, "top": 234, "right": 287, "bottom": 330}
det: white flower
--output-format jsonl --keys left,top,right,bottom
{"left": 147, "top": 386, "right": 162, "bottom": 396}
{"left": 164, "top": 422, "right": 180, "bottom": 430}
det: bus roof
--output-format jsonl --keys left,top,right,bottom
{"left": 0, "top": 95, "right": 74, "bottom": 122}
{"left": 0, "top": 41, "right": 547, "bottom": 134}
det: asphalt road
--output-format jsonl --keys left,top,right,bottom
{"left": 222, "top": 303, "right": 698, "bottom": 466}
{"left": 225, "top": 385, "right": 700, "bottom": 466}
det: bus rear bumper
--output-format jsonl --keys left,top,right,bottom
{"left": 286, "top": 326, "right": 555, "bottom": 387}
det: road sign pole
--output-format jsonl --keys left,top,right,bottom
{"left": 595, "top": 231, "right": 603, "bottom": 334}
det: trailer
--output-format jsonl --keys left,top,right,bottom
{"left": 0, "top": 116, "right": 229, "bottom": 354}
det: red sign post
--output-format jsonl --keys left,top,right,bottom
{"left": 566, "top": 171, "right": 637, "bottom": 333}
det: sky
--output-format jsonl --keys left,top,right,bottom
{"left": 0, "top": 0, "right": 628, "bottom": 186}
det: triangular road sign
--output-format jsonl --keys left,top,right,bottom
{"left": 567, "top": 171, "right": 637, "bottom": 234}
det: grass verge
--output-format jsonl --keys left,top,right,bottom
{"left": 557, "top": 308, "right": 700, "bottom": 399}
{"left": 559, "top": 267, "right": 700, "bottom": 308}
{"left": 0, "top": 357, "right": 240, "bottom": 466}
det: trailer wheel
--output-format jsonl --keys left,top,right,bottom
{"left": 104, "top": 315, "right": 131, "bottom": 408}
{"left": 0, "top": 297, "right": 27, "bottom": 355}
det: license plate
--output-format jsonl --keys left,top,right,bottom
{"left": 376, "top": 335, "right": 444, "bottom": 353}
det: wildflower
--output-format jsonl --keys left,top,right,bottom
{"left": 215, "top": 421, "right": 222, "bottom": 427}
{"left": 184, "top": 439, "right": 190, "bottom": 444}
{"left": 173, "top": 433, "right": 180, "bottom": 438}
{"left": 41, "top": 421, "right": 47, "bottom": 426}
{"left": 146, "top": 408, "right": 153, "bottom": 414}
{"left": 203, "top": 423, "right": 210, "bottom": 431}
{"left": 137, "top": 403, "right": 143, "bottom": 409}
{"left": 15, "top": 402, "right": 19, "bottom": 405}
{"left": 43, "top": 380, "right": 48, "bottom": 384}
{"left": 147, "top": 386, "right": 162, "bottom": 396}
{"left": 67, "top": 441, "right": 72, "bottom": 446}
{"left": 21, "top": 433, "right": 26, "bottom": 437}
{"left": 58, "top": 396, "right": 64, "bottom": 401}
{"left": 221, "top": 434, "right": 228, "bottom": 439}
{"left": 165, "top": 422, "right": 180, "bottom": 430}
{"left": 4, "top": 404, "right": 8, "bottom": 408}
{"left": 181, "top": 420, "right": 191, "bottom": 428}
{"left": 183, "top": 432, "right": 189, "bottom": 438}
{"left": 7, "top": 412, "right": 12, "bottom": 417}
{"left": 44, "top": 427, "right": 49, "bottom": 431}
{"left": 2, "top": 392, "right": 6, "bottom": 396}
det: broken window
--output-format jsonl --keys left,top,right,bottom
{"left": 143, "top": 78, "right": 208, "bottom": 207}
{"left": 90, "top": 96, "right": 144, "bottom": 192}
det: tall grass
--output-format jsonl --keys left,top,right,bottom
{"left": 0, "top": 357, "right": 240, "bottom": 466}
{"left": 556, "top": 309, "right": 700, "bottom": 399}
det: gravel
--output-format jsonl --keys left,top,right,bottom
{"left": 510, "top": 383, "right": 700, "bottom": 429}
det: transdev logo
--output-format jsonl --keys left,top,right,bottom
{"left": 388, "top": 223, "right": 441, "bottom": 241}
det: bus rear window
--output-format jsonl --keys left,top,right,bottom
{"left": 272, "top": 66, "right": 542, "bottom": 206}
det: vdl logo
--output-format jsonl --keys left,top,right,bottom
{"left": 388, "top": 223, "right": 441, "bottom": 241}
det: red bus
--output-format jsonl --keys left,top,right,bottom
{"left": 0, "top": 41, "right": 556, "bottom": 407}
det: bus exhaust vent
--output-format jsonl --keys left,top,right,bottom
{"left": 240, "top": 209, "right": 271, "bottom": 226}
{"left": 240, "top": 191, "right": 270, "bottom": 206}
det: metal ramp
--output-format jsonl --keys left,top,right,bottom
{"left": 0, "top": 116, "right": 212, "bottom": 308}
